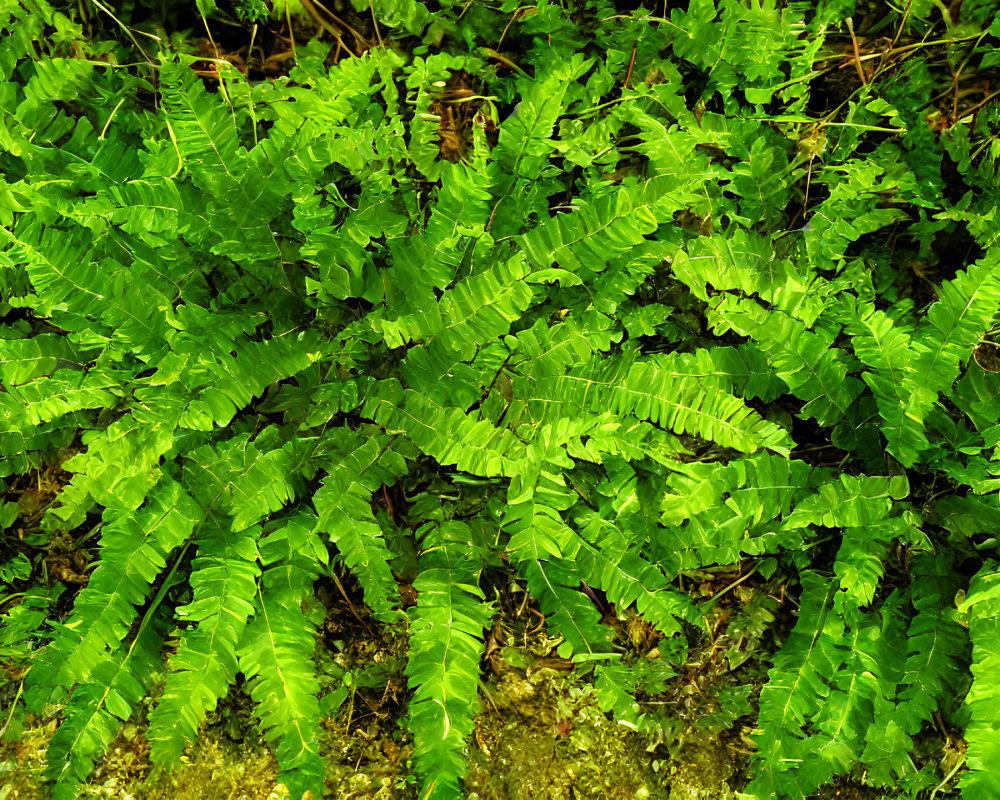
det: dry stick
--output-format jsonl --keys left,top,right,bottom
{"left": 458, "top": 0, "right": 476, "bottom": 20}
{"left": 845, "top": 17, "right": 867, "bottom": 86}
{"left": 382, "top": 484, "right": 396, "bottom": 523}
{"left": 299, "top": 0, "right": 357, "bottom": 58}
{"left": 247, "top": 22, "right": 258, "bottom": 76}
{"left": 330, "top": 569, "right": 377, "bottom": 637}
{"left": 483, "top": 48, "right": 531, "bottom": 77}
{"left": 485, "top": 195, "right": 503, "bottom": 233}
{"left": 929, "top": 759, "right": 963, "bottom": 800}
{"left": 952, "top": 87, "right": 1000, "bottom": 125}
{"left": 952, "top": 68, "right": 962, "bottom": 125}
{"left": 498, "top": 8, "right": 522, "bottom": 49}
{"left": 370, "top": 0, "right": 384, "bottom": 49}
{"left": 198, "top": 6, "right": 220, "bottom": 60}
{"left": 706, "top": 566, "right": 759, "bottom": 608}
{"left": 624, "top": 43, "right": 638, "bottom": 90}
{"left": 874, "top": 0, "right": 916, "bottom": 79}
{"left": 306, "top": 0, "right": 367, "bottom": 53}
{"left": 889, "top": 0, "right": 914, "bottom": 52}
{"left": 0, "top": 680, "right": 23, "bottom": 740}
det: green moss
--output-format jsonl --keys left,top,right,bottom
{"left": 132, "top": 736, "right": 286, "bottom": 800}
{"left": 465, "top": 668, "right": 668, "bottom": 800}
{"left": 667, "top": 738, "right": 736, "bottom": 800}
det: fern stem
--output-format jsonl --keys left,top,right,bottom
{"left": 705, "top": 565, "right": 758, "bottom": 609}
{"left": 0, "top": 679, "right": 23, "bottom": 740}
{"left": 929, "top": 759, "right": 963, "bottom": 799}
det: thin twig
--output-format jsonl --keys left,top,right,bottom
{"left": 370, "top": 0, "right": 384, "bottom": 48}
{"left": 483, "top": 47, "right": 531, "bottom": 77}
{"left": 285, "top": 1, "right": 296, "bottom": 60}
{"left": 458, "top": 0, "right": 476, "bottom": 20}
{"left": 382, "top": 484, "right": 396, "bottom": 523}
{"left": 90, "top": 0, "right": 156, "bottom": 64}
{"left": 845, "top": 18, "right": 867, "bottom": 85}
{"left": 308, "top": 0, "right": 368, "bottom": 50}
{"left": 497, "top": 8, "right": 523, "bottom": 49}
{"left": 0, "top": 680, "right": 23, "bottom": 740}
{"left": 623, "top": 43, "right": 637, "bottom": 90}
{"left": 706, "top": 566, "right": 758, "bottom": 607}
{"left": 952, "top": 88, "right": 1000, "bottom": 125}
{"left": 299, "top": 0, "right": 358, "bottom": 58}
{"left": 889, "top": 0, "right": 913, "bottom": 52}
{"left": 330, "top": 569, "right": 377, "bottom": 637}
{"left": 929, "top": 759, "right": 963, "bottom": 800}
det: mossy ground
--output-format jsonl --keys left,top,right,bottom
{"left": 468, "top": 667, "right": 668, "bottom": 800}
{"left": 1, "top": 671, "right": 744, "bottom": 800}
{"left": 1, "top": 576, "right": 760, "bottom": 799}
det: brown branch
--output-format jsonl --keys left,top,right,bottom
{"left": 845, "top": 18, "right": 867, "bottom": 86}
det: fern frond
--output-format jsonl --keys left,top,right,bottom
{"left": 805, "top": 591, "right": 908, "bottom": 791}
{"left": 503, "top": 466, "right": 578, "bottom": 560}
{"left": 957, "top": 560, "right": 1000, "bottom": 798}
{"left": 388, "top": 160, "right": 492, "bottom": 310}
{"left": 44, "top": 603, "right": 168, "bottom": 799}
{"left": 406, "top": 521, "right": 493, "bottom": 799}
{"left": 953, "top": 366, "right": 1000, "bottom": 448}
{"left": 494, "top": 54, "right": 591, "bottom": 181}
{"left": 313, "top": 432, "right": 409, "bottom": 622}
{"left": 220, "top": 426, "right": 306, "bottom": 532}
{"left": 498, "top": 405, "right": 615, "bottom": 657}
{"left": 146, "top": 512, "right": 261, "bottom": 766}
{"left": 706, "top": 344, "right": 787, "bottom": 402}
{"left": 158, "top": 61, "right": 245, "bottom": 182}
{"left": 657, "top": 453, "right": 818, "bottom": 571}
{"left": 364, "top": 380, "right": 527, "bottom": 477}
{"left": 711, "top": 295, "right": 863, "bottom": 427}
{"left": 0, "top": 333, "right": 92, "bottom": 385}
{"left": 1, "top": 368, "right": 120, "bottom": 429}
{"left": 847, "top": 299, "right": 930, "bottom": 466}
{"left": 747, "top": 572, "right": 841, "bottom": 798}
{"left": 238, "top": 514, "right": 327, "bottom": 798}
{"left": 25, "top": 479, "right": 199, "bottom": 712}
{"left": 0, "top": 582, "right": 64, "bottom": 661}
{"left": 831, "top": 524, "right": 894, "bottom": 610}
{"left": 389, "top": 254, "right": 532, "bottom": 377}
{"left": 912, "top": 248, "right": 1000, "bottom": 402}
{"left": 531, "top": 357, "right": 792, "bottom": 455}
{"left": 674, "top": 228, "right": 826, "bottom": 321}
{"left": 47, "top": 394, "right": 187, "bottom": 527}
{"left": 781, "top": 474, "right": 906, "bottom": 531}
{"left": 360, "top": 0, "right": 430, "bottom": 34}
{"left": 575, "top": 509, "right": 699, "bottom": 637}
{"left": 859, "top": 554, "right": 967, "bottom": 783}
{"left": 405, "top": 53, "right": 476, "bottom": 182}
{"left": 172, "top": 333, "right": 319, "bottom": 431}
{"left": 518, "top": 176, "right": 692, "bottom": 282}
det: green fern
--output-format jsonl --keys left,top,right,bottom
{"left": 24, "top": 479, "right": 198, "bottom": 711}
{"left": 529, "top": 356, "right": 792, "bottom": 455}
{"left": 957, "top": 561, "right": 1000, "bottom": 799}
{"left": 237, "top": 514, "right": 327, "bottom": 797}
{"left": 710, "top": 295, "right": 863, "bottom": 428}
{"left": 312, "top": 430, "right": 410, "bottom": 623}
{"left": 406, "top": 521, "right": 493, "bottom": 799}
{"left": 5, "top": 2, "right": 1000, "bottom": 798}
{"left": 847, "top": 299, "right": 930, "bottom": 466}
{"left": 44, "top": 605, "right": 168, "bottom": 799}
{"left": 145, "top": 521, "right": 261, "bottom": 766}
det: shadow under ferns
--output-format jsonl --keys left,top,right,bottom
{"left": 3, "top": 0, "right": 1000, "bottom": 798}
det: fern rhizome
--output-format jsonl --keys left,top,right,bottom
{"left": 2, "top": 0, "right": 1000, "bottom": 797}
